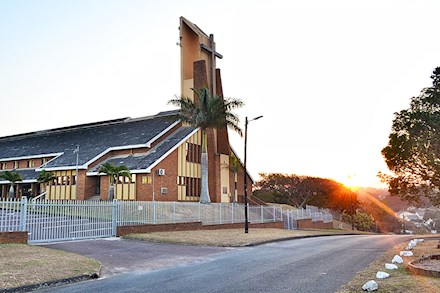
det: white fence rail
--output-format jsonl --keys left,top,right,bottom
{"left": 281, "top": 205, "right": 333, "bottom": 229}
{"left": 0, "top": 197, "right": 283, "bottom": 243}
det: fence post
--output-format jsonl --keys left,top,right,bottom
{"left": 20, "top": 196, "right": 27, "bottom": 231}
{"left": 273, "top": 205, "right": 276, "bottom": 222}
{"left": 232, "top": 203, "right": 234, "bottom": 224}
{"left": 173, "top": 201, "right": 176, "bottom": 224}
{"left": 198, "top": 202, "right": 201, "bottom": 223}
{"left": 112, "top": 200, "right": 117, "bottom": 237}
{"left": 153, "top": 201, "right": 157, "bottom": 224}
{"left": 260, "top": 205, "right": 263, "bottom": 223}
{"left": 219, "top": 203, "right": 222, "bottom": 224}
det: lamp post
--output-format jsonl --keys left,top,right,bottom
{"left": 73, "top": 145, "right": 79, "bottom": 199}
{"left": 244, "top": 115, "right": 263, "bottom": 233}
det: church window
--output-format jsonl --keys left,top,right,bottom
{"left": 14, "top": 161, "right": 19, "bottom": 169}
{"left": 1, "top": 162, "right": 6, "bottom": 170}
{"left": 186, "top": 143, "right": 201, "bottom": 163}
{"left": 27, "top": 160, "right": 34, "bottom": 168}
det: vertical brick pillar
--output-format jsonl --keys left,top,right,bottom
{"left": 215, "top": 68, "right": 230, "bottom": 156}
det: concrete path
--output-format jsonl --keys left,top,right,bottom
{"left": 41, "top": 238, "right": 232, "bottom": 277}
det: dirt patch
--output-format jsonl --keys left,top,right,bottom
{"left": 0, "top": 244, "right": 100, "bottom": 291}
{"left": 123, "top": 228, "right": 356, "bottom": 246}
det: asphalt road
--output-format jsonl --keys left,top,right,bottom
{"left": 39, "top": 235, "right": 410, "bottom": 293}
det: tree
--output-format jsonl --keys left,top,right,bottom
{"left": 381, "top": 67, "right": 440, "bottom": 206}
{"left": 342, "top": 211, "right": 375, "bottom": 231}
{"left": 37, "top": 170, "right": 56, "bottom": 194}
{"left": 255, "top": 173, "right": 357, "bottom": 211}
{"left": 0, "top": 170, "right": 22, "bottom": 199}
{"left": 98, "top": 163, "right": 131, "bottom": 201}
{"left": 168, "top": 87, "right": 244, "bottom": 204}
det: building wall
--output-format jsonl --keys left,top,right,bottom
{"left": 46, "top": 170, "right": 77, "bottom": 200}
{"left": 0, "top": 156, "right": 56, "bottom": 171}
{"left": 177, "top": 131, "right": 201, "bottom": 202}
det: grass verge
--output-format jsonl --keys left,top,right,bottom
{"left": 0, "top": 244, "right": 100, "bottom": 291}
{"left": 336, "top": 238, "right": 440, "bottom": 293}
{"left": 123, "top": 228, "right": 360, "bottom": 247}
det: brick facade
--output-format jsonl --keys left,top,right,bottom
{"left": 117, "top": 221, "right": 284, "bottom": 236}
{"left": 0, "top": 231, "right": 28, "bottom": 244}
{"left": 297, "top": 219, "right": 333, "bottom": 229}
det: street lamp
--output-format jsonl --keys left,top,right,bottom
{"left": 244, "top": 115, "right": 263, "bottom": 234}
{"left": 73, "top": 145, "right": 79, "bottom": 199}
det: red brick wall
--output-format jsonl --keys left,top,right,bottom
{"left": 0, "top": 232, "right": 28, "bottom": 244}
{"left": 297, "top": 219, "right": 333, "bottom": 229}
{"left": 149, "top": 151, "right": 179, "bottom": 201}
{"left": 117, "top": 221, "right": 284, "bottom": 236}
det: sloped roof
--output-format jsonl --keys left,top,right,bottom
{"left": 0, "top": 111, "right": 180, "bottom": 169}
{"left": 89, "top": 126, "right": 196, "bottom": 173}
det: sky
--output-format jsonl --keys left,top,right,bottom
{"left": 1, "top": 0, "right": 440, "bottom": 188}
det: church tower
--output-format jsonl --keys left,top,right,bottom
{"left": 179, "top": 17, "right": 232, "bottom": 202}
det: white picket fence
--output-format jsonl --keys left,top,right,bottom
{"left": 0, "top": 197, "right": 283, "bottom": 243}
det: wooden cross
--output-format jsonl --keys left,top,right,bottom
{"left": 200, "top": 34, "right": 223, "bottom": 95}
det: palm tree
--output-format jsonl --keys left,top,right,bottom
{"left": 98, "top": 162, "right": 131, "bottom": 200}
{"left": 37, "top": 170, "right": 56, "bottom": 194}
{"left": 168, "top": 87, "right": 244, "bottom": 204}
{"left": 0, "top": 170, "right": 22, "bottom": 199}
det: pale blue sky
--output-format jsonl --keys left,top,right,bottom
{"left": 1, "top": 0, "right": 439, "bottom": 187}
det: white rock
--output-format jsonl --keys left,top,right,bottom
{"left": 400, "top": 251, "right": 414, "bottom": 257}
{"left": 406, "top": 239, "right": 418, "bottom": 249}
{"left": 415, "top": 238, "right": 424, "bottom": 243}
{"left": 362, "top": 280, "right": 378, "bottom": 291}
{"left": 376, "top": 271, "right": 390, "bottom": 279}
{"left": 385, "top": 263, "right": 398, "bottom": 270}
{"left": 392, "top": 255, "right": 404, "bottom": 264}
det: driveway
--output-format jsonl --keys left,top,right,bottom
{"left": 40, "top": 238, "right": 232, "bottom": 276}
{"left": 39, "top": 235, "right": 411, "bottom": 293}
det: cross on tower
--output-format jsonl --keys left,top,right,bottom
{"left": 200, "top": 34, "right": 223, "bottom": 95}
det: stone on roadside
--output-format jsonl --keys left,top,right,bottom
{"left": 405, "top": 239, "right": 418, "bottom": 250}
{"left": 385, "top": 263, "right": 398, "bottom": 270}
{"left": 362, "top": 280, "right": 378, "bottom": 291}
{"left": 392, "top": 255, "right": 403, "bottom": 264}
{"left": 376, "top": 271, "right": 390, "bottom": 279}
{"left": 400, "top": 251, "right": 413, "bottom": 257}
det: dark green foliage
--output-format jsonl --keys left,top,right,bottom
{"left": 255, "top": 173, "right": 358, "bottom": 212}
{"left": 98, "top": 163, "right": 131, "bottom": 185}
{"left": 381, "top": 67, "right": 440, "bottom": 206}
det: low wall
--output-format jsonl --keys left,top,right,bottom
{"left": 408, "top": 254, "right": 440, "bottom": 278}
{"left": 117, "top": 221, "right": 283, "bottom": 236}
{"left": 0, "top": 231, "right": 28, "bottom": 244}
{"left": 297, "top": 219, "right": 333, "bottom": 229}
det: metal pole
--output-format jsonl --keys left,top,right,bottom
{"left": 243, "top": 115, "right": 263, "bottom": 234}
{"left": 244, "top": 117, "right": 249, "bottom": 233}
{"left": 75, "top": 145, "right": 79, "bottom": 199}
{"left": 152, "top": 172, "right": 155, "bottom": 202}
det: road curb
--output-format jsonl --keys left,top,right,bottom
{"left": 241, "top": 233, "right": 361, "bottom": 247}
{"left": 2, "top": 265, "right": 102, "bottom": 293}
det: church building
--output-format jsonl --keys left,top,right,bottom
{"left": 0, "top": 17, "right": 253, "bottom": 203}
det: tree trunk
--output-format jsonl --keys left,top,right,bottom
{"left": 199, "top": 129, "right": 211, "bottom": 204}
{"left": 8, "top": 184, "right": 15, "bottom": 199}
{"left": 108, "top": 184, "right": 115, "bottom": 201}
{"left": 200, "top": 152, "right": 211, "bottom": 204}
